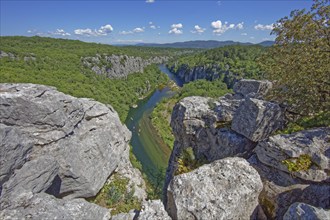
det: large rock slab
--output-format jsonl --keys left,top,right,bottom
{"left": 231, "top": 98, "right": 284, "bottom": 141}
{"left": 0, "top": 191, "right": 110, "bottom": 220}
{"left": 166, "top": 157, "right": 263, "bottom": 220}
{"left": 283, "top": 202, "right": 330, "bottom": 220}
{"left": 0, "top": 83, "right": 131, "bottom": 199}
{"left": 255, "top": 127, "right": 330, "bottom": 182}
{"left": 233, "top": 79, "right": 272, "bottom": 98}
{"left": 1, "top": 155, "right": 59, "bottom": 197}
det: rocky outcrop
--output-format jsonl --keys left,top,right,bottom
{"left": 0, "top": 83, "right": 131, "bottom": 199}
{"left": 0, "top": 50, "right": 35, "bottom": 61}
{"left": 0, "top": 83, "right": 146, "bottom": 219}
{"left": 167, "top": 78, "right": 328, "bottom": 219}
{"left": 283, "top": 202, "right": 330, "bottom": 220}
{"left": 255, "top": 127, "right": 330, "bottom": 182}
{"left": 82, "top": 54, "right": 168, "bottom": 79}
{"left": 231, "top": 98, "right": 284, "bottom": 142}
{"left": 0, "top": 191, "right": 110, "bottom": 220}
{"left": 166, "top": 157, "right": 263, "bottom": 220}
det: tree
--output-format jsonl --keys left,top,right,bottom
{"left": 260, "top": 0, "right": 329, "bottom": 118}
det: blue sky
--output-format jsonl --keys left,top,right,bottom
{"left": 0, "top": 0, "right": 313, "bottom": 44}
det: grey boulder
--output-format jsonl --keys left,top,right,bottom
{"left": 284, "top": 202, "right": 330, "bottom": 220}
{"left": 166, "top": 157, "right": 263, "bottom": 220}
{"left": 233, "top": 79, "right": 272, "bottom": 98}
{"left": 255, "top": 127, "right": 330, "bottom": 182}
{"left": 231, "top": 98, "right": 284, "bottom": 142}
{"left": 0, "top": 83, "right": 131, "bottom": 199}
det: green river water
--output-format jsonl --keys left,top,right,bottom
{"left": 124, "top": 65, "right": 183, "bottom": 180}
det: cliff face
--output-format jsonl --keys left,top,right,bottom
{"left": 168, "top": 63, "right": 238, "bottom": 88}
{"left": 0, "top": 83, "right": 146, "bottom": 219}
{"left": 165, "top": 79, "right": 330, "bottom": 219}
{"left": 82, "top": 54, "right": 169, "bottom": 79}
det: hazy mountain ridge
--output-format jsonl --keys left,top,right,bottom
{"left": 137, "top": 40, "right": 274, "bottom": 48}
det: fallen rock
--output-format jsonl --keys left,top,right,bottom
{"left": 231, "top": 98, "right": 284, "bottom": 141}
{"left": 255, "top": 127, "right": 330, "bottom": 182}
{"left": 0, "top": 191, "right": 110, "bottom": 220}
{"left": 1, "top": 155, "right": 59, "bottom": 198}
{"left": 0, "top": 83, "right": 131, "bottom": 199}
{"left": 233, "top": 79, "right": 272, "bottom": 99}
{"left": 139, "top": 200, "right": 171, "bottom": 220}
{"left": 283, "top": 202, "right": 330, "bottom": 220}
{"left": 166, "top": 157, "right": 263, "bottom": 220}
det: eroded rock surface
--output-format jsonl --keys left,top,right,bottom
{"left": 139, "top": 200, "right": 171, "bottom": 220}
{"left": 166, "top": 157, "right": 263, "bottom": 220}
{"left": 255, "top": 127, "right": 330, "bottom": 182}
{"left": 0, "top": 83, "right": 131, "bottom": 199}
{"left": 231, "top": 98, "right": 284, "bottom": 142}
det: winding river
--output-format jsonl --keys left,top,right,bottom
{"left": 125, "top": 65, "right": 183, "bottom": 181}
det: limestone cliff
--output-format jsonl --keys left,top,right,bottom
{"left": 168, "top": 63, "right": 239, "bottom": 88}
{"left": 82, "top": 54, "right": 168, "bottom": 79}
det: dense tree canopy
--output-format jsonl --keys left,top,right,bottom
{"left": 261, "top": 0, "right": 329, "bottom": 117}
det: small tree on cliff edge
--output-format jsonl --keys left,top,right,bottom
{"left": 260, "top": 0, "right": 329, "bottom": 119}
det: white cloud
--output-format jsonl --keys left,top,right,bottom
{"left": 211, "top": 20, "right": 244, "bottom": 35}
{"left": 74, "top": 28, "right": 95, "bottom": 36}
{"left": 51, "top": 29, "right": 71, "bottom": 36}
{"left": 150, "top": 25, "right": 156, "bottom": 29}
{"left": 133, "top": 27, "right": 144, "bottom": 33}
{"left": 145, "top": 0, "right": 155, "bottom": 3}
{"left": 169, "top": 28, "right": 183, "bottom": 35}
{"left": 241, "top": 33, "right": 248, "bottom": 36}
{"left": 250, "top": 36, "right": 255, "bottom": 39}
{"left": 98, "top": 24, "right": 113, "bottom": 35}
{"left": 191, "top": 25, "right": 205, "bottom": 34}
{"left": 169, "top": 23, "right": 183, "bottom": 35}
{"left": 119, "top": 27, "right": 145, "bottom": 35}
{"left": 74, "top": 24, "right": 113, "bottom": 37}
{"left": 254, "top": 24, "right": 274, "bottom": 31}
{"left": 171, "top": 23, "right": 183, "bottom": 29}
{"left": 236, "top": 22, "right": 244, "bottom": 30}
{"left": 119, "top": 30, "right": 133, "bottom": 35}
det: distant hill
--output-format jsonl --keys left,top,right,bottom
{"left": 257, "top": 41, "right": 275, "bottom": 47}
{"left": 137, "top": 40, "right": 274, "bottom": 49}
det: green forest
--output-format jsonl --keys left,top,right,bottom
{"left": 168, "top": 45, "right": 266, "bottom": 85}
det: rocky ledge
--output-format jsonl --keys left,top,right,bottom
{"left": 165, "top": 79, "right": 330, "bottom": 219}
{"left": 0, "top": 83, "right": 146, "bottom": 219}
